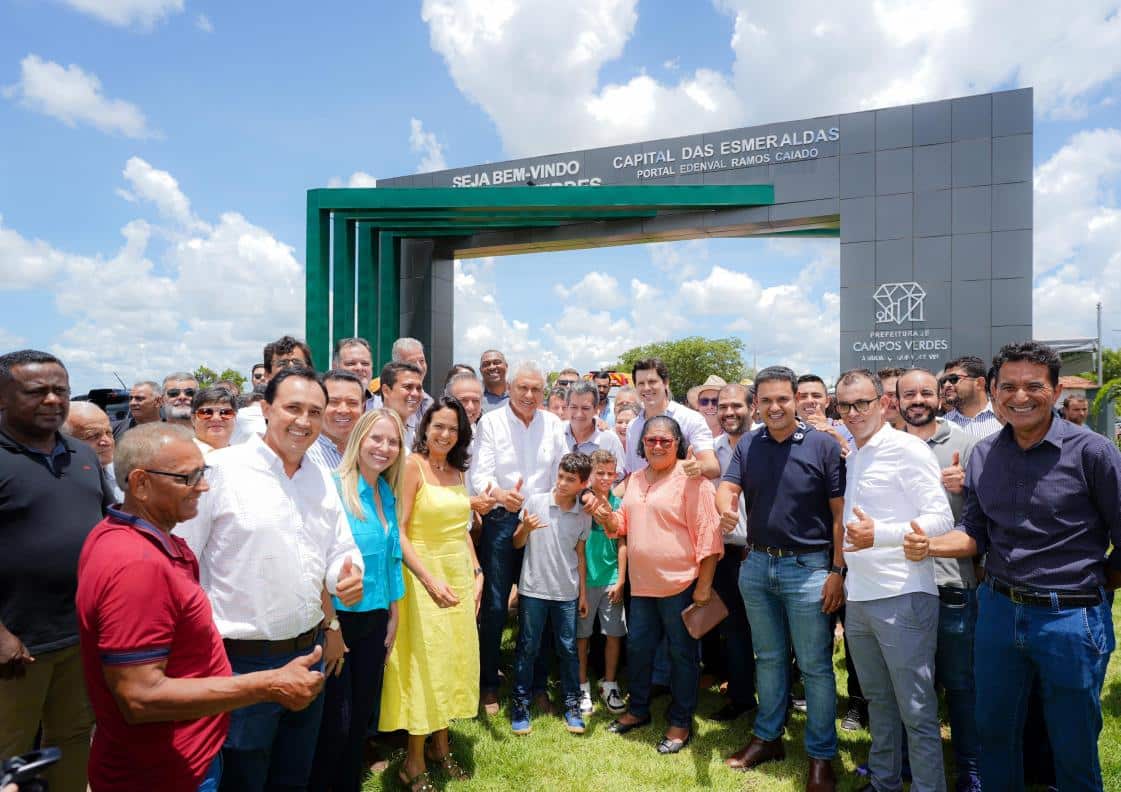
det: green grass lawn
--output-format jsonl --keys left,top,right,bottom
{"left": 364, "top": 600, "right": 1121, "bottom": 791}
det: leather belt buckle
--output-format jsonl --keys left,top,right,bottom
{"left": 1009, "top": 588, "right": 1027, "bottom": 605}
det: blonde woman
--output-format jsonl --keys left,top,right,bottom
{"left": 309, "top": 408, "right": 407, "bottom": 792}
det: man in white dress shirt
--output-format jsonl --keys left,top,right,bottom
{"left": 230, "top": 335, "right": 314, "bottom": 445}
{"left": 835, "top": 368, "right": 953, "bottom": 792}
{"left": 175, "top": 367, "right": 364, "bottom": 791}
{"left": 470, "top": 361, "right": 567, "bottom": 714}
{"left": 623, "top": 358, "right": 719, "bottom": 478}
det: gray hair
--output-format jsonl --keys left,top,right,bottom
{"left": 114, "top": 423, "right": 195, "bottom": 491}
{"left": 132, "top": 380, "right": 162, "bottom": 396}
{"left": 507, "top": 360, "right": 545, "bottom": 385}
{"left": 391, "top": 337, "right": 423, "bottom": 361}
{"left": 445, "top": 371, "right": 482, "bottom": 396}
{"left": 332, "top": 337, "right": 372, "bottom": 366}
{"left": 614, "top": 385, "right": 637, "bottom": 400}
{"left": 162, "top": 371, "right": 196, "bottom": 386}
{"left": 565, "top": 380, "right": 599, "bottom": 406}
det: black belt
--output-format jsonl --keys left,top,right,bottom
{"left": 746, "top": 542, "right": 822, "bottom": 558}
{"left": 223, "top": 626, "right": 320, "bottom": 658}
{"left": 989, "top": 578, "right": 1102, "bottom": 609}
{"left": 937, "top": 586, "right": 972, "bottom": 606}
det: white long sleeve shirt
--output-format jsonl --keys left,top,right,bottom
{"left": 842, "top": 423, "right": 953, "bottom": 602}
{"left": 174, "top": 434, "right": 363, "bottom": 640}
{"left": 468, "top": 404, "right": 567, "bottom": 496}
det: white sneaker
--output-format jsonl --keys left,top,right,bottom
{"left": 579, "top": 686, "right": 594, "bottom": 715}
{"left": 600, "top": 683, "right": 627, "bottom": 714}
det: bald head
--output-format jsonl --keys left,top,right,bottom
{"left": 65, "top": 401, "right": 114, "bottom": 466}
{"left": 114, "top": 423, "right": 196, "bottom": 493}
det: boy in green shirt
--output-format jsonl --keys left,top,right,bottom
{"left": 576, "top": 450, "right": 627, "bottom": 714}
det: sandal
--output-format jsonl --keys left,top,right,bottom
{"left": 397, "top": 767, "right": 436, "bottom": 791}
{"left": 426, "top": 748, "right": 472, "bottom": 780}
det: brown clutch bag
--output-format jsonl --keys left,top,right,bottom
{"left": 680, "top": 590, "right": 729, "bottom": 639}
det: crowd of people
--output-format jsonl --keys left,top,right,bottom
{"left": 1, "top": 334, "right": 1119, "bottom": 792}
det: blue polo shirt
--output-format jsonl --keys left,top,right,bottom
{"left": 722, "top": 422, "right": 844, "bottom": 552}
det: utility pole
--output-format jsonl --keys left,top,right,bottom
{"left": 1097, "top": 302, "right": 1104, "bottom": 386}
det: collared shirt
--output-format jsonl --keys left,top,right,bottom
{"left": 843, "top": 423, "right": 953, "bottom": 602}
{"left": 597, "top": 397, "right": 614, "bottom": 426}
{"left": 335, "top": 475, "right": 406, "bottom": 612}
{"left": 230, "top": 402, "right": 266, "bottom": 444}
{"left": 960, "top": 413, "right": 1121, "bottom": 591}
{"left": 103, "top": 462, "right": 125, "bottom": 502}
{"left": 77, "top": 508, "right": 230, "bottom": 792}
{"left": 944, "top": 402, "right": 1003, "bottom": 439}
{"left": 713, "top": 433, "right": 750, "bottom": 546}
{"left": 911, "top": 419, "right": 979, "bottom": 589}
{"left": 565, "top": 421, "right": 625, "bottom": 462}
{"left": 0, "top": 429, "right": 111, "bottom": 654}
{"left": 722, "top": 423, "right": 844, "bottom": 552}
{"left": 305, "top": 433, "right": 345, "bottom": 473}
{"left": 624, "top": 400, "right": 715, "bottom": 475}
{"left": 469, "top": 403, "right": 567, "bottom": 495}
{"left": 518, "top": 492, "right": 592, "bottom": 601}
{"left": 586, "top": 492, "right": 623, "bottom": 587}
{"left": 618, "top": 467, "right": 723, "bottom": 597}
{"left": 367, "top": 392, "right": 434, "bottom": 439}
{"left": 482, "top": 388, "right": 510, "bottom": 413}
{"left": 173, "top": 435, "right": 363, "bottom": 640}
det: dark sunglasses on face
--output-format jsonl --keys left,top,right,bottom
{"left": 166, "top": 388, "right": 197, "bottom": 398}
{"left": 196, "top": 407, "right": 236, "bottom": 420}
{"left": 698, "top": 397, "right": 719, "bottom": 407}
{"left": 555, "top": 379, "right": 576, "bottom": 387}
{"left": 939, "top": 374, "right": 962, "bottom": 386}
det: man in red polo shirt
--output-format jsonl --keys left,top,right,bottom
{"left": 76, "top": 424, "right": 325, "bottom": 792}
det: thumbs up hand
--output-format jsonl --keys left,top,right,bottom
{"left": 941, "top": 450, "right": 965, "bottom": 494}
{"left": 270, "top": 645, "right": 326, "bottom": 710}
{"left": 681, "top": 446, "right": 701, "bottom": 478}
{"left": 843, "top": 505, "right": 875, "bottom": 552}
{"left": 336, "top": 556, "right": 364, "bottom": 607}
{"left": 471, "top": 482, "right": 498, "bottom": 515}
{"left": 903, "top": 520, "right": 930, "bottom": 561}
{"left": 499, "top": 477, "right": 526, "bottom": 512}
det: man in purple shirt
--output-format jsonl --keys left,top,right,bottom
{"left": 905, "top": 341, "right": 1121, "bottom": 792}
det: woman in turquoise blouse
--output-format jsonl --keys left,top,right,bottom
{"left": 309, "top": 408, "right": 407, "bottom": 792}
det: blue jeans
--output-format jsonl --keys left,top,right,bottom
{"left": 198, "top": 752, "right": 222, "bottom": 791}
{"left": 513, "top": 596, "right": 580, "bottom": 710}
{"left": 974, "top": 581, "right": 1114, "bottom": 792}
{"left": 220, "top": 640, "right": 325, "bottom": 792}
{"left": 739, "top": 549, "right": 837, "bottom": 759}
{"left": 478, "top": 507, "right": 546, "bottom": 693}
{"left": 626, "top": 584, "right": 699, "bottom": 729}
{"left": 934, "top": 587, "right": 979, "bottom": 780}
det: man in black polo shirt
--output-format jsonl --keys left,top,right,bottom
{"left": 906, "top": 341, "right": 1121, "bottom": 792}
{"left": 717, "top": 366, "right": 845, "bottom": 792}
{"left": 0, "top": 350, "right": 112, "bottom": 792}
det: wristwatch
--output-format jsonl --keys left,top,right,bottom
{"left": 326, "top": 617, "right": 341, "bottom": 631}
{"left": 829, "top": 565, "right": 847, "bottom": 578}
{"left": 473, "top": 567, "right": 484, "bottom": 577}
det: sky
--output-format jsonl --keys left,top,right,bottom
{"left": 2, "top": 0, "right": 1121, "bottom": 393}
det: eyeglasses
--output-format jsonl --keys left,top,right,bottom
{"left": 697, "top": 397, "right": 719, "bottom": 407}
{"left": 195, "top": 407, "right": 236, "bottom": 420}
{"left": 76, "top": 429, "right": 114, "bottom": 442}
{"left": 555, "top": 379, "right": 576, "bottom": 387}
{"left": 643, "top": 436, "right": 676, "bottom": 448}
{"left": 165, "top": 388, "right": 197, "bottom": 399}
{"left": 142, "top": 466, "right": 209, "bottom": 487}
{"left": 939, "top": 374, "right": 962, "bottom": 386}
{"left": 835, "top": 398, "right": 877, "bottom": 416}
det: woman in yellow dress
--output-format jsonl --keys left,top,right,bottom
{"left": 380, "top": 396, "right": 482, "bottom": 790}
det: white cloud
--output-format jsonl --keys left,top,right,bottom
{"left": 327, "top": 171, "right": 378, "bottom": 188}
{"left": 552, "top": 271, "right": 625, "bottom": 308}
{"left": 422, "top": 0, "right": 1121, "bottom": 158}
{"left": 6, "top": 55, "right": 157, "bottom": 139}
{"left": 454, "top": 258, "right": 552, "bottom": 367}
{"left": 0, "top": 159, "right": 303, "bottom": 390}
{"left": 409, "top": 118, "right": 447, "bottom": 172}
{"left": 196, "top": 14, "right": 213, "bottom": 32}
{"left": 64, "top": 0, "right": 184, "bottom": 29}
{"left": 0, "top": 327, "right": 27, "bottom": 350}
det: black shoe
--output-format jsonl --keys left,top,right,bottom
{"left": 607, "top": 715, "right": 652, "bottom": 734}
{"left": 710, "top": 702, "right": 756, "bottom": 722}
{"left": 841, "top": 700, "right": 868, "bottom": 731}
{"left": 656, "top": 732, "right": 691, "bottom": 754}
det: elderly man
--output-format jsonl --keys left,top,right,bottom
{"left": 305, "top": 370, "right": 366, "bottom": 472}
{"left": 0, "top": 350, "right": 113, "bottom": 792}
{"left": 480, "top": 349, "right": 509, "bottom": 412}
{"left": 905, "top": 342, "right": 1121, "bottom": 792}
{"left": 76, "top": 424, "right": 325, "bottom": 792}
{"left": 65, "top": 401, "right": 123, "bottom": 501}
{"left": 447, "top": 370, "right": 484, "bottom": 426}
{"left": 332, "top": 338, "right": 374, "bottom": 392}
{"left": 162, "top": 373, "right": 199, "bottom": 427}
{"left": 624, "top": 358, "right": 719, "bottom": 478}
{"left": 175, "top": 367, "right": 363, "bottom": 791}
{"left": 690, "top": 375, "right": 727, "bottom": 438}
{"left": 114, "top": 380, "right": 163, "bottom": 439}
{"left": 232, "top": 335, "right": 315, "bottom": 444}
{"left": 470, "top": 361, "right": 568, "bottom": 714}
{"left": 836, "top": 369, "right": 953, "bottom": 792}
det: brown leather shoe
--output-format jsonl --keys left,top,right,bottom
{"left": 724, "top": 736, "right": 786, "bottom": 770}
{"left": 806, "top": 758, "right": 836, "bottom": 792}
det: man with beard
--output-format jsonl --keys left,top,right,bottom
{"left": 1062, "top": 394, "right": 1090, "bottom": 426}
{"left": 162, "top": 373, "right": 199, "bottom": 428}
{"left": 940, "top": 356, "right": 1001, "bottom": 439}
{"left": 897, "top": 369, "right": 981, "bottom": 792}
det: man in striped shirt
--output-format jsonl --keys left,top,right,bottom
{"left": 940, "top": 356, "right": 1002, "bottom": 439}
{"left": 305, "top": 370, "right": 366, "bottom": 472}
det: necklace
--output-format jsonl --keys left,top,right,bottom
{"left": 430, "top": 459, "right": 449, "bottom": 472}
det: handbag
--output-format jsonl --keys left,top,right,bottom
{"left": 680, "top": 589, "right": 729, "bottom": 639}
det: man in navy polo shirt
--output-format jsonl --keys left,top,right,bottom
{"left": 906, "top": 341, "right": 1121, "bottom": 792}
{"left": 716, "top": 366, "right": 845, "bottom": 792}
{"left": 76, "top": 424, "right": 325, "bottom": 792}
{"left": 0, "top": 349, "right": 112, "bottom": 792}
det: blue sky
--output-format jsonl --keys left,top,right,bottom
{"left": 2, "top": 0, "right": 1121, "bottom": 392}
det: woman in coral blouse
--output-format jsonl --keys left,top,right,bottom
{"left": 605, "top": 414, "right": 722, "bottom": 754}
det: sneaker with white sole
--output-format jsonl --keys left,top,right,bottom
{"left": 578, "top": 687, "right": 594, "bottom": 715}
{"left": 600, "top": 684, "right": 627, "bottom": 714}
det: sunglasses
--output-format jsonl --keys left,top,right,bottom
{"left": 555, "top": 379, "right": 576, "bottom": 387}
{"left": 939, "top": 374, "right": 962, "bottom": 386}
{"left": 643, "top": 436, "right": 676, "bottom": 447}
{"left": 272, "top": 358, "right": 305, "bottom": 370}
{"left": 196, "top": 407, "right": 236, "bottom": 420}
{"left": 143, "top": 466, "right": 209, "bottom": 487}
{"left": 165, "top": 388, "right": 197, "bottom": 399}
{"left": 697, "top": 397, "right": 719, "bottom": 407}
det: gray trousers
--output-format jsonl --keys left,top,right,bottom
{"left": 846, "top": 592, "right": 946, "bottom": 792}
